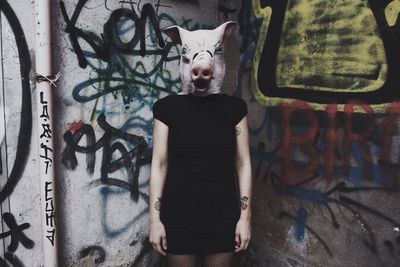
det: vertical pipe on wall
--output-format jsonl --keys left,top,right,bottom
{"left": 35, "top": 0, "right": 58, "bottom": 266}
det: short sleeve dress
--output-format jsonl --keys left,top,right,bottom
{"left": 152, "top": 92, "right": 248, "bottom": 255}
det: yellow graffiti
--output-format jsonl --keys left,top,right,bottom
{"left": 385, "top": 0, "right": 400, "bottom": 26}
{"left": 251, "top": 0, "right": 394, "bottom": 113}
{"left": 251, "top": 0, "right": 275, "bottom": 107}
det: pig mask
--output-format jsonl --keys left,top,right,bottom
{"left": 164, "top": 21, "right": 236, "bottom": 97}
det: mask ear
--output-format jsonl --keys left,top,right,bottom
{"left": 217, "top": 21, "right": 237, "bottom": 44}
{"left": 164, "top": 25, "right": 182, "bottom": 45}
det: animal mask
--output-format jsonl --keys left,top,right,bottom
{"left": 164, "top": 21, "right": 236, "bottom": 96}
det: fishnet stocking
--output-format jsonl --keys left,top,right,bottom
{"left": 201, "top": 251, "right": 234, "bottom": 267}
{"left": 166, "top": 253, "right": 199, "bottom": 267}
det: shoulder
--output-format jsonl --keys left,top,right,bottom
{"left": 222, "top": 93, "right": 243, "bottom": 100}
{"left": 154, "top": 94, "right": 174, "bottom": 103}
{"left": 223, "top": 94, "right": 246, "bottom": 106}
{"left": 153, "top": 94, "right": 176, "bottom": 108}
{"left": 223, "top": 94, "right": 247, "bottom": 124}
{"left": 153, "top": 94, "right": 178, "bottom": 125}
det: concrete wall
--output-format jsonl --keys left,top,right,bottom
{"left": 0, "top": 0, "right": 399, "bottom": 266}
{"left": 54, "top": 0, "right": 223, "bottom": 266}
{"left": 243, "top": 0, "right": 400, "bottom": 266}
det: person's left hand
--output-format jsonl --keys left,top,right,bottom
{"left": 234, "top": 217, "right": 251, "bottom": 252}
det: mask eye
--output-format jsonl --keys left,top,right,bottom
{"left": 215, "top": 45, "right": 223, "bottom": 54}
{"left": 182, "top": 47, "right": 188, "bottom": 55}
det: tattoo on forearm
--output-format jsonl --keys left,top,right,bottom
{"left": 240, "top": 196, "right": 249, "bottom": 210}
{"left": 154, "top": 197, "right": 161, "bottom": 211}
{"left": 235, "top": 126, "right": 241, "bottom": 136}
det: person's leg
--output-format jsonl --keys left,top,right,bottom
{"left": 166, "top": 253, "right": 199, "bottom": 267}
{"left": 201, "top": 251, "right": 234, "bottom": 267}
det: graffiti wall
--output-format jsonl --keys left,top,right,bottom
{"left": 241, "top": 0, "right": 400, "bottom": 266}
{"left": 0, "top": 0, "right": 399, "bottom": 266}
{"left": 0, "top": 0, "right": 43, "bottom": 265}
{"left": 54, "top": 0, "right": 224, "bottom": 266}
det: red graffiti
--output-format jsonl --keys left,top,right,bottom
{"left": 380, "top": 102, "right": 400, "bottom": 187}
{"left": 279, "top": 100, "right": 400, "bottom": 187}
{"left": 325, "top": 104, "right": 337, "bottom": 182}
{"left": 280, "top": 100, "right": 318, "bottom": 186}
{"left": 66, "top": 121, "right": 84, "bottom": 133}
{"left": 342, "top": 101, "right": 374, "bottom": 181}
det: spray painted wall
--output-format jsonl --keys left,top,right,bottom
{"left": 55, "top": 0, "right": 226, "bottom": 266}
{"left": 240, "top": 0, "right": 400, "bottom": 266}
{"left": 0, "top": 0, "right": 399, "bottom": 266}
{"left": 0, "top": 0, "right": 43, "bottom": 265}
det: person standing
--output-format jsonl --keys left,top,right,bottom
{"left": 149, "top": 21, "right": 252, "bottom": 267}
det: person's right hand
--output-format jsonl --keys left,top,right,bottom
{"left": 149, "top": 220, "right": 167, "bottom": 256}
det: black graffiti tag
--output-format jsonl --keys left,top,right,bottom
{"left": 0, "top": 0, "right": 33, "bottom": 204}
{"left": 60, "top": 0, "right": 165, "bottom": 68}
{"left": 79, "top": 245, "right": 106, "bottom": 264}
{"left": 62, "top": 114, "right": 149, "bottom": 202}
{"left": 0, "top": 213, "right": 34, "bottom": 253}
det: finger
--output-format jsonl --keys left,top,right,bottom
{"left": 235, "top": 234, "right": 242, "bottom": 252}
{"left": 151, "top": 241, "right": 156, "bottom": 251}
{"left": 236, "top": 245, "right": 243, "bottom": 252}
{"left": 244, "top": 239, "right": 249, "bottom": 250}
{"left": 239, "top": 235, "right": 246, "bottom": 251}
{"left": 162, "top": 236, "right": 168, "bottom": 251}
{"left": 154, "top": 236, "right": 163, "bottom": 256}
{"left": 156, "top": 243, "right": 166, "bottom": 256}
{"left": 235, "top": 233, "right": 241, "bottom": 247}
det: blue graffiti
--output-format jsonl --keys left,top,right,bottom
{"left": 294, "top": 207, "right": 308, "bottom": 241}
{"left": 100, "top": 186, "right": 149, "bottom": 238}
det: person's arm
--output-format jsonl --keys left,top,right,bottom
{"left": 149, "top": 118, "right": 169, "bottom": 255}
{"left": 234, "top": 115, "right": 252, "bottom": 252}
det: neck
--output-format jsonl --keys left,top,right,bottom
{"left": 182, "top": 87, "right": 222, "bottom": 96}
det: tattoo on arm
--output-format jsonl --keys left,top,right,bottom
{"left": 240, "top": 196, "right": 249, "bottom": 210}
{"left": 235, "top": 126, "right": 241, "bottom": 136}
{"left": 154, "top": 197, "right": 161, "bottom": 211}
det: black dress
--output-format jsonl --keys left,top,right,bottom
{"left": 152, "top": 92, "right": 248, "bottom": 254}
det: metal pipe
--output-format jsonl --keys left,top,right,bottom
{"left": 35, "top": 0, "right": 58, "bottom": 265}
